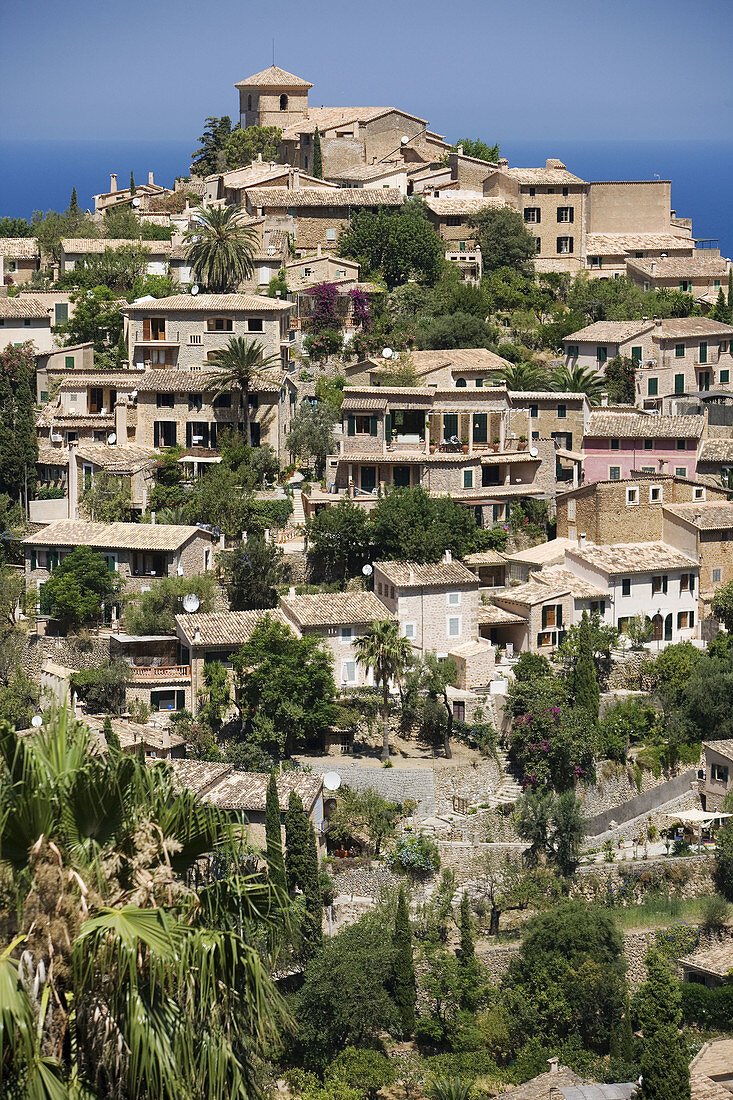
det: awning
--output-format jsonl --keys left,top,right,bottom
{"left": 663, "top": 810, "right": 733, "bottom": 824}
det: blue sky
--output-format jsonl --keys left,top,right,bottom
{"left": 2, "top": 0, "right": 732, "bottom": 144}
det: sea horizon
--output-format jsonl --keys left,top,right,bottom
{"left": 1, "top": 135, "right": 731, "bottom": 259}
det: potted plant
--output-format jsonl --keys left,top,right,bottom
{"left": 492, "top": 436, "right": 501, "bottom": 453}
{"left": 461, "top": 437, "right": 469, "bottom": 454}
{"left": 518, "top": 435, "right": 528, "bottom": 450}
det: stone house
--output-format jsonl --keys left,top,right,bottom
{"left": 343, "top": 348, "right": 513, "bottom": 389}
{"left": 488, "top": 579, "right": 575, "bottom": 655}
{"left": 279, "top": 590, "right": 393, "bottom": 689}
{"left": 165, "top": 758, "right": 326, "bottom": 855}
{"left": 92, "top": 172, "right": 171, "bottom": 215}
{"left": 503, "top": 537, "right": 578, "bottom": 583}
{"left": 284, "top": 249, "right": 360, "bottom": 291}
{"left": 85, "top": 714, "right": 187, "bottom": 759}
{"left": 699, "top": 740, "right": 733, "bottom": 812}
{"left": 508, "top": 390, "right": 589, "bottom": 485}
{"left": 563, "top": 540, "right": 700, "bottom": 644}
{"left": 35, "top": 338, "right": 92, "bottom": 403}
{"left": 0, "top": 297, "right": 54, "bottom": 353}
{"left": 697, "top": 437, "right": 733, "bottom": 485}
{"left": 462, "top": 548, "right": 506, "bottom": 588}
{"left": 581, "top": 410, "right": 704, "bottom": 483}
{"left": 422, "top": 194, "right": 507, "bottom": 276}
{"left": 204, "top": 160, "right": 333, "bottom": 206}
{"left": 24, "top": 519, "right": 216, "bottom": 599}
{"left": 582, "top": 231, "right": 696, "bottom": 279}
{"left": 626, "top": 255, "right": 729, "bottom": 303}
{"left": 122, "top": 293, "right": 294, "bottom": 371}
{"left": 0, "top": 237, "right": 40, "bottom": 284}
{"left": 555, "top": 473, "right": 726, "bottom": 544}
{"left": 679, "top": 943, "right": 733, "bottom": 990}
{"left": 373, "top": 553, "right": 479, "bottom": 657}
{"left": 327, "top": 162, "right": 408, "bottom": 194}
{"left": 662, "top": 501, "right": 733, "bottom": 635}
{"left": 59, "top": 238, "right": 172, "bottom": 278}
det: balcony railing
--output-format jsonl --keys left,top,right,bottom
{"left": 128, "top": 664, "right": 191, "bottom": 682}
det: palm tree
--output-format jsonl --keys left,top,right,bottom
{"left": 0, "top": 708, "right": 288, "bottom": 1098}
{"left": 206, "top": 336, "right": 281, "bottom": 445}
{"left": 427, "top": 1078, "right": 474, "bottom": 1100}
{"left": 549, "top": 363, "right": 606, "bottom": 404}
{"left": 183, "top": 205, "right": 259, "bottom": 292}
{"left": 354, "top": 619, "right": 413, "bottom": 762}
{"left": 498, "top": 361, "right": 550, "bottom": 391}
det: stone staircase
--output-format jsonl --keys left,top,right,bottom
{"left": 289, "top": 489, "right": 305, "bottom": 528}
{"left": 489, "top": 749, "right": 523, "bottom": 808}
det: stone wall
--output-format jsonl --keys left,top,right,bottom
{"left": 437, "top": 840, "right": 525, "bottom": 883}
{"left": 433, "top": 757, "right": 504, "bottom": 815}
{"left": 21, "top": 632, "right": 112, "bottom": 683}
{"left": 574, "top": 855, "right": 715, "bottom": 903}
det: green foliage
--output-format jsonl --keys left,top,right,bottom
{"left": 414, "top": 937, "right": 487, "bottom": 1051}
{"left": 507, "top": 671, "right": 596, "bottom": 788}
{"left": 459, "top": 893, "right": 475, "bottom": 962}
{"left": 198, "top": 660, "right": 231, "bottom": 739}
{"left": 303, "top": 327, "right": 344, "bottom": 362}
{"left": 711, "top": 578, "right": 733, "bottom": 631}
{"left": 338, "top": 198, "right": 444, "bottom": 288}
{"left": 598, "top": 695, "right": 656, "bottom": 762}
{"left": 571, "top": 611, "right": 600, "bottom": 719}
{"left": 387, "top": 834, "right": 441, "bottom": 876}
{"left": 0, "top": 343, "right": 37, "bottom": 503}
{"left": 713, "top": 808, "right": 733, "bottom": 901}
{"left": 184, "top": 205, "right": 259, "bottom": 292}
{"left": 219, "top": 532, "right": 285, "bottom": 610}
{"left": 301, "top": 819, "right": 324, "bottom": 957}
{"left": 41, "top": 545, "right": 122, "bottom": 626}
{"left": 453, "top": 138, "right": 500, "bottom": 163}
{"left": 124, "top": 572, "right": 216, "bottom": 636}
{"left": 700, "top": 892, "right": 730, "bottom": 930}
{"left": 265, "top": 771, "right": 286, "bottom": 892}
{"left": 638, "top": 949, "right": 690, "bottom": 1100}
{"left": 312, "top": 126, "right": 323, "bottom": 179}
{"left": 604, "top": 356, "right": 636, "bottom": 404}
{"left": 369, "top": 487, "right": 486, "bottom": 563}
{"left": 354, "top": 618, "right": 413, "bottom": 761}
{"left": 392, "top": 887, "right": 416, "bottom": 1035}
{"left": 328, "top": 785, "right": 401, "bottom": 856}
{"left": 55, "top": 285, "right": 123, "bottom": 352}
{"left": 417, "top": 310, "right": 499, "bottom": 351}
{"left": 0, "top": 216, "right": 32, "bottom": 237}
{"left": 31, "top": 204, "right": 99, "bottom": 261}
{"left": 80, "top": 469, "right": 133, "bottom": 523}
{"left": 654, "top": 920, "right": 699, "bottom": 963}
{"left": 224, "top": 125, "right": 282, "bottom": 169}
{"left": 516, "top": 788, "right": 585, "bottom": 879}
{"left": 69, "top": 661, "right": 128, "bottom": 714}
{"left": 232, "top": 615, "right": 338, "bottom": 756}
{"left": 191, "top": 115, "right": 233, "bottom": 177}
{"left": 268, "top": 267, "right": 288, "bottom": 297}
{"left": 470, "top": 207, "right": 537, "bottom": 275}
{"left": 306, "top": 499, "right": 371, "bottom": 586}
{"left": 427, "top": 1077, "right": 474, "bottom": 1100}
{"left": 647, "top": 640, "right": 702, "bottom": 713}
{"left": 287, "top": 399, "right": 338, "bottom": 476}
{"left": 680, "top": 978, "right": 733, "bottom": 1030}
{"left": 285, "top": 790, "right": 310, "bottom": 894}
{"left": 0, "top": 670, "right": 39, "bottom": 730}
{"left": 710, "top": 285, "right": 733, "bottom": 323}
{"left": 567, "top": 273, "right": 695, "bottom": 324}
{"left": 57, "top": 241, "right": 152, "bottom": 294}
{"left": 102, "top": 205, "right": 172, "bottom": 240}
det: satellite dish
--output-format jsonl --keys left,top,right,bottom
{"left": 190, "top": 284, "right": 200, "bottom": 295}
{"left": 362, "top": 563, "right": 373, "bottom": 576}
{"left": 31, "top": 714, "right": 43, "bottom": 728}
{"left": 107, "top": 432, "right": 117, "bottom": 445}
{"left": 382, "top": 347, "right": 393, "bottom": 359}
{"left": 400, "top": 136, "right": 410, "bottom": 145}
{"left": 131, "top": 197, "right": 141, "bottom": 208}
{"left": 51, "top": 432, "right": 63, "bottom": 443}
{"left": 182, "top": 593, "right": 200, "bottom": 613}
{"left": 130, "top": 390, "right": 138, "bottom": 400}
{"left": 323, "top": 772, "right": 342, "bottom": 792}
{"left": 529, "top": 446, "right": 539, "bottom": 457}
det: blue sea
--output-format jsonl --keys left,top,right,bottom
{"left": 1, "top": 137, "right": 731, "bottom": 258}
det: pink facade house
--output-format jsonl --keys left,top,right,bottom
{"left": 582, "top": 411, "right": 704, "bottom": 484}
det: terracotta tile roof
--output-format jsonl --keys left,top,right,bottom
{"left": 280, "top": 106, "right": 429, "bottom": 139}
{"left": 495, "top": 580, "right": 570, "bottom": 606}
{"left": 509, "top": 390, "right": 588, "bottom": 403}
{"left": 504, "top": 538, "right": 577, "bottom": 566}
{"left": 564, "top": 320, "right": 653, "bottom": 343}
{"left": 497, "top": 1064, "right": 584, "bottom": 1098}
{"left": 75, "top": 443, "right": 157, "bottom": 473}
{"left": 341, "top": 395, "right": 388, "bottom": 411}
{"left": 664, "top": 502, "right": 733, "bottom": 529}
{"left": 585, "top": 232, "right": 695, "bottom": 254}
{"left": 61, "top": 238, "right": 172, "bottom": 254}
{"left": 690, "top": 1072, "right": 733, "bottom": 1100}
{"left": 477, "top": 604, "right": 526, "bottom": 625}
{"left": 463, "top": 549, "right": 506, "bottom": 566}
{"left": 167, "top": 758, "right": 323, "bottom": 813}
{"left": 627, "top": 255, "right": 730, "bottom": 279}
{"left": 0, "top": 297, "right": 49, "bottom": 319}
{"left": 84, "top": 715, "right": 186, "bottom": 754}
{"left": 534, "top": 566, "right": 609, "bottom": 599}
{"left": 423, "top": 195, "right": 507, "bottom": 216}
{"left": 679, "top": 942, "right": 733, "bottom": 979}
{"left": 653, "top": 317, "right": 733, "bottom": 339}
{"left": 702, "top": 738, "right": 733, "bottom": 757}
{"left": 699, "top": 438, "right": 733, "bottom": 462}
{"left": 332, "top": 162, "right": 406, "bottom": 181}
{"left": 175, "top": 608, "right": 292, "bottom": 647}
{"left": 37, "top": 410, "right": 114, "bottom": 429}
{"left": 246, "top": 187, "right": 403, "bottom": 208}
{"left": 566, "top": 540, "right": 697, "bottom": 574}
{"left": 412, "top": 348, "right": 511, "bottom": 372}
{"left": 123, "top": 293, "right": 291, "bottom": 313}
{"left": 374, "top": 559, "right": 478, "bottom": 588}
{"left": 691, "top": 1038, "right": 733, "bottom": 1083}
{"left": 235, "top": 65, "right": 313, "bottom": 88}
{"left": 503, "top": 166, "right": 586, "bottom": 185}
{"left": 0, "top": 237, "right": 39, "bottom": 258}
{"left": 281, "top": 591, "right": 392, "bottom": 628}
{"left": 24, "top": 519, "right": 209, "bottom": 551}
{"left": 586, "top": 411, "right": 703, "bottom": 439}
{"left": 216, "top": 163, "right": 310, "bottom": 188}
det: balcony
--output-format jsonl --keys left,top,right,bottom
{"left": 134, "top": 329, "right": 181, "bottom": 345}
{"left": 128, "top": 664, "right": 191, "bottom": 682}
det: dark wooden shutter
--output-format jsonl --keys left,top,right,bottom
{"left": 347, "top": 415, "right": 356, "bottom": 436}
{"left": 143, "top": 318, "right": 151, "bottom": 341}
{"left": 370, "top": 416, "right": 378, "bottom": 437}
{"left": 154, "top": 422, "right": 160, "bottom": 447}
{"left": 385, "top": 413, "right": 392, "bottom": 439}
{"left": 186, "top": 422, "right": 193, "bottom": 448}
{"left": 176, "top": 690, "right": 185, "bottom": 710}
{"left": 541, "top": 606, "right": 548, "bottom": 628}
{"left": 556, "top": 604, "right": 563, "bottom": 627}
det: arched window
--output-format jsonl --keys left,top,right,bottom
{"left": 456, "top": 378, "right": 467, "bottom": 388}
{"left": 279, "top": 93, "right": 288, "bottom": 111}
{"left": 247, "top": 94, "right": 252, "bottom": 111}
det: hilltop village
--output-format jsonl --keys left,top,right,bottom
{"left": 2, "top": 64, "right": 733, "bottom": 1099}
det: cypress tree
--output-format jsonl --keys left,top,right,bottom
{"left": 711, "top": 287, "right": 729, "bottom": 323}
{"left": 130, "top": 171, "right": 136, "bottom": 195}
{"left": 639, "top": 949, "right": 690, "bottom": 1100}
{"left": 116, "top": 329, "right": 128, "bottom": 368}
{"left": 285, "top": 790, "right": 309, "bottom": 894}
{"left": 459, "top": 891, "right": 475, "bottom": 961}
{"left": 102, "top": 715, "right": 120, "bottom": 753}
{"left": 609, "top": 992, "right": 634, "bottom": 1062}
{"left": 392, "top": 886, "right": 416, "bottom": 1034}
{"left": 573, "top": 611, "right": 600, "bottom": 720}
{"left": 301, "top": 820, "right": 323, "bottom": 957}
{"left": 312, "top": 126, "right": 323, "bottom": 179}
{"left": 265, "top": 771, "right": 286, "bottom": 893}
{"left": 69, "top": 187, "right": 79, "bottom": 214}
{"left": 728, "top": 269, "right": 733, "bottom": 316}
{"left": 0, "top": 345, "right": 38, "bottom": 505}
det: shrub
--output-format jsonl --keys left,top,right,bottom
{"left": 386, "top": 834, "right": 440, "bottom": 876}
{"left": 654, "top": 920, "right": 699, "bottom": 962}
{"left": 701, "top": 893, "right": 730, "bottom": 931}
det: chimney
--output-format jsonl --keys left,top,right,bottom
{"left": 293, "top": 168, "right": 300, "bottom": 188}
{"left": 547, "top": 1056, "right": 559, "bottom": 1075}
{"left": 67, "top": 441, "right": 79, "bottom": 520}
{"left": 219, "top": 532, "right": 225, "bottom": 551}
{"left": 579, "top": 533, "right": 587, "bottom": 550}
{"left": 289, "top": 585, "right": 296, "bottom": 597}
{"left": 194, "top": 629, "right": 201, "bottom": 644}
{"left": 114, "top": 399, "right": 127, "bottom": 442}
{"left": 257, "top": 152, "right": 262, "bottom": 162}
{"left": 650, "top": 260, "right": 656, "bottom": 274}
{"left": 150, "top": 511, "right": 156, "bottom": 525}
{"left": 456, "top": 143, "right": 464, "bottom": 156}
{"left": 110, "top": 173, "right": 118, "bottom": 194}
{"left": 148, "top": 171, "right": 154, "bottom": 186}
{"left": 498, "top": 157, "right": 509, "bottom": 168}
{"left": 655, "top": 317, "right": 662, "bottom": 327}
{"left": 601, "top": 392, "right": 609, "bottom": 406}
{"left": 444, "top": 549, "right": 453, "bottom": 564}
{"left": 316, "top": 242, "right": 322, "bottom": 258}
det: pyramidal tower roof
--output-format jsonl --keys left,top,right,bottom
{"left": 235, "top": 66, "right": 313, "bottom": 89}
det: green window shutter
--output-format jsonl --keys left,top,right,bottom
{"left": 700, "top": 342, "right": 708, "bottom": 364}
{"left": 541, "top": 606, "right": 548, "bottom": 629}
{"left": 40, "top": 390, "right": 48, "bottom": 403}
{"left": 151, "top": 691, "right": 160, "bottom": 711}
{"left": 370, "top": 415, "right": 378, "bottom": 437}
{"left": 347, "top": 415, "right": 356, "bottom": 436}
{"left": 675, "top": 343, "right": 685, "bottom": 358}
{"left": 537, "top": 632, "right": 543, "bottom": 647}
{"left": 385, "top": 413, "right": 392, "bottom": 439}
{"left": 721, "top": 370, "right": 730, "bottom": 383}
{"left": 631, "top": 346, "right": 642, "bottom": 363}
{"left": 463, "top": 470, "right": 473, "bottom": 489}
{"left": 65, "top": 355, "right": 74, "bottom": 369}
{"left": 176, "top": 690, "right": 185, "bottom": 710}
{"left": 444, "top": 414, "right": 458, "bottom": 438}
{"left": 647, "top": 377, "right": 658, "bottom": 396}
{"left": 30, "top": 550, "right": 36, "bottom": 570}
{"left": 690, "top": 610, "right": 695, "bottom": 629}
{"left": 556, "top": 604, "right": 563, "bottom": 628}
{"left": 674, "top": 374, "right": 685, "bottom": 394}
{"left": 473, "top": 413, "right": 487, "bottom": 443}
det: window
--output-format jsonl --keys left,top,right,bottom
{"left": 610, "top": 438, "right": 620, "bottom": 450}
{"left": 589, "top": 256, "right": 602, "bottom": 268}
{"left": 680, "top": 280, "right": 692, "bottom": 293}
{"left": 609, "top": 466, "right": 621, "bottom": 480}
{"left": 472, "top": 412, "right": 487, "bottom": 442}
{"left": 626, "top": 487, "right": 638, "bottom": 505}
{"left": 247, "top": 94, "right": 252, "bottom": 111}
{"left": 557, "top": 206, "right": 574, "bottom": 222}
{"left": 722, "top": 370, "right": 730, "bottom": 384}
{"left": 674, "top": 373, "right": 685, "bottom": 394}
{"left": 528, "top": 187, "right": 535, "bottom": 197}
{"left": 475, "top": 378, "right": 484, "bottom": 387}
{"left": 153, "top": 421, "right": 177, "bottom": 448}
{"left": 213, "top": 393, "right": 231, "bottom": 409}
{"left": 542, "top": 604, "right": 562, "bottom": 628}
{"left": 652, "top": 575, "right": 668, "bottom": 595}
{"left": 403, "top": 622, "right": 416, "bottom": 640}
{"left": 537, "top": 631, "right": 555, "bottom": 648}
{"left": 354, "top": 414, "right": 374, "bottom": 435}
{"left": 523, "top": 207, "right": 541, "bottom": 223}
{"left": 619, "top": 577, "right": 632, "bottom": 598}
{"left": 589, "top": 600, "right": 606, "bottom": 615}
{"left": 562, "top": 187, "right": 569, "bottom": 196}
{"left": 188, "top": 333, "right": 202, "bottom": 345}
{"left": 712, "top": 762, "right": 730, "bottom": 783}
{"left": 535, "top": 237, "right": 541, "bottom": 254}
{"left": 341, "top": 660, "right": 356, "bottom": 684}
{"left": 677, "top": 610, "right": 694, "bottom": 630}
{"left": 566, "top": 346, "right": 578, "bottom": 359}
{"left": 631, "top": 345, "right": 643, "bottom": 363}
{"left": 597, "top": 346, "right": 608, "bottom": 364}
{"left": 447, "top": 591, "right": 461, "bottom": 606}
{"left": 188, "top": 393, "right": 202, "bottom": 411}
{"left": 23, "top": 319, "right": 31, "bottom": 327}
{"left": 279, "top": 93, "right": 288, "bottom": 111}
{"left": 680, "top": 573, "right": 695, "bottom": 592}
{"left": 715, "top": 280, "right": 721, "bottom": 289}
{"left": 463, "top": 469, "right": 474, "bottom": 489}
{"left": 55, "top": 303, "right": 68, "bottom": 324}
{"left": 40, "top": 390, "right": 48, "bottom": 403}
{"left": 556, "top": 236, "right": 574, "bottom": 254}
{"left": 713, "top": 568, "right": 722, "bottom": 583}
{"left": 530, "top": 404, "right": 538, "bottom": 418}
{"left": 156, "top": 392, "right": 174, "bottom": 408}
{"left": 447, "top": 616, "right": 461, "bottom": 638}
{"left": 246, "top": 318, "right": 263, "bottom": 333}
{"left": 693, "top": 486, "right": 706, "bottom": 501}
{"left": 207, "top": 317, "right": 233, "bottom": 332}
{"left": 568, "top": 499, "right": 576, "bottom": 520}
{"left": 617, "top": 617, "right": 630, "bottom": 634}
{"left": 699, "top": 342, "right": 708, "bottom": 364}
{"left": 675, "top": 343, "right": 685, "bottom": 358}
{"left": 186, "top": 422, "right": 210, "bottom": 448}
{"left": 326, "top": 227, "right": 337, "bottom": 241}
{"left": 675, "top": 466, "right": 687, "bottom": 477}
{"left": 647, "top": 377, "right": 658, "bottom": 396}
{"left": 649, "top": 485, "right": 662, "bottom": 503}
{"left": 643, "top": 438, "right": 654, "bottom": 450}
{"left": 557, "top": 404, "right": 567, "bottom": 418}
{"left": 445, "top": 215, "right": 461, "bottom": 227}
{"left": 676, "top": 438, "right": 687, "bottom": 451}
{"left": 339, "top": 626, "right": 353, "bottom": 643}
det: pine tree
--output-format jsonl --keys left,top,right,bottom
{"left": 392, "top": 886, "right": 416, "bottom": 1035}
{"left": 639, "top": 949, "right": 690, "bottom": 1100}
{"left": 301, "top": 820, "right": 323, "bottom": 958}
{"left": 459, "top": 892, "right": 475, "bottom": 962}
{"left": 573, "top": 610, "right": 600, "bottom": 720}
{"left": 710, "top": 287, "right": 730, "bottom": 323}
{"left": 115, "top": 329, "right": 128, "bottom": 368}
{"left": 265, "top": 771, "right": 286, "bottom": 893}
{"left": 285, "top": 790, "right": 309, "bottom": 894}
{"left": 312, "top": 126, "right": 323, "bottom": 179}
{"left": 69, "top": 187, "right": 79, "bottom": 214}
{"left": 130, "top": 171, "right": 136, "bottom": 196}
{"left": 609, "top": 992, "right": 634, "bottom": 1062}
